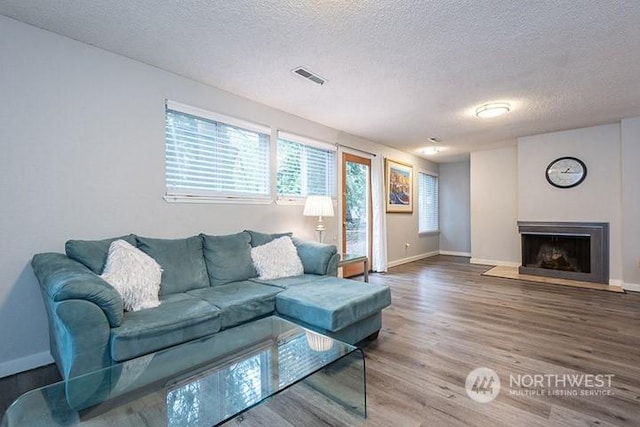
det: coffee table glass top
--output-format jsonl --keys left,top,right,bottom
{"left": 2, "top": 316, "right": 366, "bottom": 426}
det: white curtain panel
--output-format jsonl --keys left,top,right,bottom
{"left": 371, "top": 155, "right": 388, "bottom": 272}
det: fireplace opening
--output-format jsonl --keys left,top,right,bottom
{"left": 517, "top": 222, "right": 609, "bottom": 284}
{"left": 522, "top": 234, "right": 591, "bottom": 273}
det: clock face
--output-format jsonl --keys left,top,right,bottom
{"left": 545, "top": 157, "right": 587, "bottom": 188}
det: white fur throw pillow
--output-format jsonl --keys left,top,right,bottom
{"left": 251, "top": 236, "right": 304, "bottom": 280}
{"left": 101, "top": 239, "right": 162, "bottom": 312}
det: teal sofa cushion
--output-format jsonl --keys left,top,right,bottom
{"left": 110, "top": 295, "right": 221, "bottom": 362}
{"left": 275, "top": 277, "right": 391, "bottom": 332}
{"left": 249, "top": 274, "right": 325, "bottom": 289}
{"left": 201, "top": 232, "right": 256, "bottom": 286}
{"left": 187, "top": 281, "right": 282, "bottom": 329}
{"left": 245, "top": 230, "right": 293, "bottom": 247}
{"left": 292, "top": 237, "right": 337, "bottom": 275}
{"left": 65, "top": 235, "right": 136, "bottom": 274}
{"left": 136, "top": 235, "right": 209, "bottom": 295}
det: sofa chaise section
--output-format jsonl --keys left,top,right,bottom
{"left": 275, "top": 277, "right": 391, "bottom": 343}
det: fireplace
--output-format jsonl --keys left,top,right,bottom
{"left": 518, "top": 222, "right": 609, "bottom": 284}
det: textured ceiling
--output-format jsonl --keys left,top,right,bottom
{"left": 2, "top": 0, "right": 640, "bottom": 162}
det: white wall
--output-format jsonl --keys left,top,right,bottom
{"left": 621, "top": 117, "right": 640, "bottom": 288}
{"left": 470, "top": 121, "right": 640, "bottom": 288}
{"left": 385, "top": 152, "right": 440, "bottom": 263}
{"left": 470, "top": 147, "right": 520, "bottom": 266}
{"left": 439, "top": 161, "right": 471, "bottom": 255}
{"left": 0, "top": 16, "right": 438, "bottom": 376}
{"left": 330, "top": 132, "right": 439, "bottom": 266}
{"left": 517, "top": 124, "right": 623, "bottom": 283}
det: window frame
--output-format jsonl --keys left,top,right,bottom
{"left": 164, "top": 100, "right": 272, "bottom": 204}
{"left": 275, "top": 131, "right": 338, "bottom": 205}
{"left": 418, "top": 171, "right": 439, "bottom": 234}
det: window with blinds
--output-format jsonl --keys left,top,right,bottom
{"left": 418, "top": 172, "right": 439, "bottom": 233}
{"left": 277, "top": 132, "right": 336, "bottom": 200}
{"left": 165, "top": 101, "right": 271, "bottom": 201}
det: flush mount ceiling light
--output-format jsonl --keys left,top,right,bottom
{"left": 475, "top": 102, "right": 510, "bottom": 118}
{"left": 421, "top": 147, "right": 441, "bottom": 155}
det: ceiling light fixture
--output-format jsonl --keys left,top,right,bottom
{"left": 475, "top": 102, "right": 510, "bottom": 118}
{"left": 421, "top": 147, "right": 441, "bottom": 155}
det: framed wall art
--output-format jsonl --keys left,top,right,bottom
{"left": 385, "top": 158, "right": 413, "bottom": 213}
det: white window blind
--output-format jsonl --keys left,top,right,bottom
{"left": 277, "top": 132, "right": 336, "bottom": 199}
{"left": 165, "top": 101, "right": 271, "bottom": 200}
{"left": 418, "top": 172, "right": 439, "bottom": 233}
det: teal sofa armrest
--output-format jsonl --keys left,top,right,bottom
{"left": 292, "top": 238, "right": 339, "bottom": 276}
{"left": 52, "top": 299, "right": 113, "bottom": 383}
{"left": 32, "top": 253, "right": 124, "bottom": 327}
{"left": 326, "top": 252, "right": 339, "bottom": 276}
{"left": 43, "top": 299, "right": 115, "bottom": 409}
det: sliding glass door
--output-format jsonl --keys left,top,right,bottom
{"left": 341, "top": 153, "right": 372, "bottom": 277}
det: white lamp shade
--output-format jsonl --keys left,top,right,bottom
{"left": 303, "top": 195, "right": 334, "bottom": 217}
{"left": 305, "top": 330, "right": 334, "bottom": 352}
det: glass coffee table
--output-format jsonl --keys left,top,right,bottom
{"left": 2, "top": 317, "right": 366, "bottom": 426}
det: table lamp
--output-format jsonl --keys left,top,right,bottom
{"left": 303, "top": 195, "right": 334, "bottom": 243}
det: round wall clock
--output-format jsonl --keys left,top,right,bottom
{"left": 545, "top": 157, "right": 587, "bottom": 188}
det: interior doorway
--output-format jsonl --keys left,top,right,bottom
{"left": 342, "top": 153, "right": 372, "bottom": 277}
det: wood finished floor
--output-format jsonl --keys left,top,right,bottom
{"left": 359, "top": 255, "right": 640, "bottom": 426}
{"left": 2, "top": 255, "right": 640, "bottom": 426}
{"left": 246, "top": 256, "right": 640, "bottom": 426}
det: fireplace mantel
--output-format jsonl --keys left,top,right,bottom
{"left": 517, "top": 221, "right": 609, "bottom": 284}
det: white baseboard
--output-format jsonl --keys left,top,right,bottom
{"left": 387, "top": 251, "right": 439, "bottom": 268}
{"left": 609, "top": 279, "right": 623, "bottom": 287}
{"left": 470, "top": 258, "right": 520, "bottom": 268}
{"left": 623, "top": 282, "right": 640, "bottom": 292}
{"left": 439, "top": 250, "right": 471, "bottom": 257}
{"left": 0, "top": 351, "right": 54, "bottom": 379}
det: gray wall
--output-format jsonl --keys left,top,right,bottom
{"left": 439, "top": 161, "right": 471, "bottom": 255}
{"left": 469, "top": 121, "right": 640, "bottom": 288}
{"left": 470, "top": 147, "right": 520, "bottom": 266}
{"left": 386, "top": 160, "right": 440, "bottom": 263}
{"left": 621, "top": 117, "right": 640, "bottom": 287}
{"left": 518, "top": 124, "right": 623, "bottom": 282}
{"left": 0, "top": 16, "right": 438, "bottom": 376}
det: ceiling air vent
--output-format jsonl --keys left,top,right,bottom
{"left": 292, "top": 67, "right": 327, "bottom": 85}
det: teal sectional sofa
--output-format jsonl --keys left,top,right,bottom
{"left": 32, "top": 230, "right": 391, "bottom": 382}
